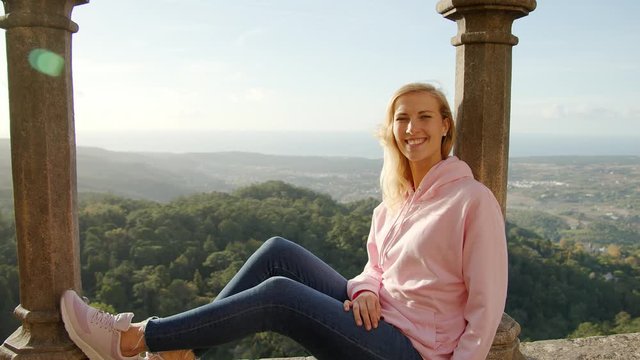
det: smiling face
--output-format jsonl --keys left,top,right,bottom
{"left": 392, "top": 91, "right": 450, "bottom": 179}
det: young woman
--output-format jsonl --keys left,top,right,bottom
{"left": 61, "top": 82, "right": 508, "bottom": 360}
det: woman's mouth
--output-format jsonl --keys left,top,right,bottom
{"left": 405, "top": 138, "right": 427, "bottom": 146}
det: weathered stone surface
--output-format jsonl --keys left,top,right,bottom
{"left": 257, "top": 333, "right": 640, "bottom": 360}
{"left": 258, "top": 358, "right": 315, "bottom": 360}
{"left": 0, "top": 0, "right": 88, "bottom": 358}
{"left": 520, "top": 332, "right": 640, "bottom": 360}
{"left": 489, "top": 313, "right": 525, "bottom": 360}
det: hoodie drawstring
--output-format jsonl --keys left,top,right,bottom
{"left": 379, "top": 189, "right": 420, "bottom": 267}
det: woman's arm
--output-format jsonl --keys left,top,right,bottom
{"left": 345, "top": 209, "right": 384, "bottom": 330}
{"left": 347, "top": 211, "right": 384, "bottom": 298}
{"left": 452, "top": 187, "right": 508, "bottom": 360}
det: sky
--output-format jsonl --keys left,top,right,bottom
{"left": 0, "top": 1, "right": 639, "bottom": 148}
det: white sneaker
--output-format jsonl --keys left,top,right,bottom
{"left": 60, "top": 289, "right": 140, "bottom": 360}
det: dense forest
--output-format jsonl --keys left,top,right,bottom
{"left": 1, "top": 181, "right": 639, "bottom": 359}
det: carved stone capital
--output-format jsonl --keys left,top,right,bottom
{"left": 0, "top": 0, "right": 89, "bottom": 32}
{"left": 437, "top": 0, "right": 537, "bottom": 18}
{"left": 436, "top": 0, "right": 536, "bottom": 46}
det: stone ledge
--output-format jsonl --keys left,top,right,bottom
{"left": 255, "top": 358, "right": 315, "bottom": 360}
{"left": 255, "top": 333, "right": 640, "bottom": 360}
{"left": 520, "top": 332, "right": 640, "bottom": 360}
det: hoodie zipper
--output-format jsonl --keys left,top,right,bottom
{"left": 379, "top": 188, "right": 420, "bottom": 267}
{"left": 378, "top": 158, "right": 455, "bottom": 267}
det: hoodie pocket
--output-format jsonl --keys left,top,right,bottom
{"left": 435, "top": 313, "right": 466, "bottom": 352}
{"left": 406, "top": 307, "right": 437, "bottom": 350}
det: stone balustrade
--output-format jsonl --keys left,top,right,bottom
{"left": 520, "top": 332, "right": 640, "bottom": 360}
{"left": 254, "top": 332, "right": 640, "bottom": 360}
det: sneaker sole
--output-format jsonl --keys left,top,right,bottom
{"left": 60, "top": 291, "right": 110, "bottom": 360}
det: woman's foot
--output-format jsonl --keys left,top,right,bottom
{"left": 60, "top": 290, "right": 146, "bottom": 360}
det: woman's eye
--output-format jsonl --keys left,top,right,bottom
{"left": 395, "top": 117, "right": 409, "bottom": 122}
{"left": 420, "top": 115, "right": 432, "bottom": 120}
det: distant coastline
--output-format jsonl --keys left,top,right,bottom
{"left": 2, "top": 131, "right": 639, "bottom": 158}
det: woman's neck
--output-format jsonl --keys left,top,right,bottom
{"left": 409, "top": 156, "right": 443, "bottom": 190}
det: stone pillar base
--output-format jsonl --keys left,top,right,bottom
{"left": 488, "top": 338, "right": 525, "bottom": 360}
{"left": 0, "top": 325, "right": 85, "bottom": 360}
{"left": 0, "top": 298, "right": 87, "bottom": 359}
{"left": 488, "top": 313, "right": 525, "bottom": 360}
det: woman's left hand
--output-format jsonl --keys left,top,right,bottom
{"left": 343, "top": 291, "right": 381, "bottom": 331}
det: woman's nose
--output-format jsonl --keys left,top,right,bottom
{"left": 405, "top": 120, "right": 414, "bottom": 135}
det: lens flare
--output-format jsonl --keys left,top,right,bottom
{"left": 28, "top": 49, "right": 65, "bottom": 77}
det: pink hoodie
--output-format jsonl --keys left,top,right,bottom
{"left": 347, "top": 156, "right": 508, "bottom": 360}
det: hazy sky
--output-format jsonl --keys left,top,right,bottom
{"left": 0, "top": 1, "right": 638, "bottom": 138}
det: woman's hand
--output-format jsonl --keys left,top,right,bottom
{"left": 343, "top": 291, "right": 381, "bottom": 331}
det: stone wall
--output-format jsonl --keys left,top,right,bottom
{"left": 520, "top": 332, "right": 640, "bottom": 360}
{"left": 255, "top": 333, "right": 640, "bottom": 360}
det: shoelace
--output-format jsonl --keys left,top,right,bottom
{"left": 90, "top": 310, "right": 117, "bottom": 332}
{"left": 144, "top": 350, "right": 196, "bottom": 360}
{"left": 144, "top": 353, "right": 165, "bottom": 360}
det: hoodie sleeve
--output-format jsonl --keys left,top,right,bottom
{"left": 452, "top": 187, "right": 508, "bottom": 360}
{"left": 347, "top": 208, "right": 383, "bottom": 299}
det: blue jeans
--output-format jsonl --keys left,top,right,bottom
{"left": 144, "top": 237, "right": 422, "bottom": 360}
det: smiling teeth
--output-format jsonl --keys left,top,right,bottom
{"left": 407, "top": 138, "right": 426, "bottom": 145}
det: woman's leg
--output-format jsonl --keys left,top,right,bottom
{"left": 145, "top": 276, "right": 422, "bottom": 360}
{"left": 214, "top": 236, "right": 348, "bottom": 302}
{"left": 191, "top": 236, "right": 348, "bottom": 358}
{"left": 61, "top": 237, "right": 366, "bottom": 359}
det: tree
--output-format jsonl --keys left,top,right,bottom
{"left": 607, "top": 244, "right": 621, "bottom": 258}
{"left": 569, "top": 322, "right": 604, "bottom": 338}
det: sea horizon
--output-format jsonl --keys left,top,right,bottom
{"left": 1, "top": 131, "right": 639, "bottom": 158}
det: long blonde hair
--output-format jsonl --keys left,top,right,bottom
{"left": 378, "top": 82, "right": 456, "bottom": 209}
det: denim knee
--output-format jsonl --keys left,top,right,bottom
{"left": 260, "top": 275, "right": 298, "bottom": 296}
{"left": 263, "top": 236, "right": 290, "bottom": 250}
{"left": 259, "top": 236, "right": 298, "bottom": 258}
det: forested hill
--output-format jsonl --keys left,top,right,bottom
{"left": 1, "top": 181, "right": 639, "bottom": 359}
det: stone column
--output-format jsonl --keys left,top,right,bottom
{"left": 437, "top": 0, "right": 536, "bottom": 214}
{"left": 437, "top": 1, "right": 535, "bottom": 360}
{"left": 0, "top": 0, "right": 88, "bottom": 359}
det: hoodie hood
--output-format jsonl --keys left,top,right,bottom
{"left": 413, "top": 156, "right": 473, "bottom": 200}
